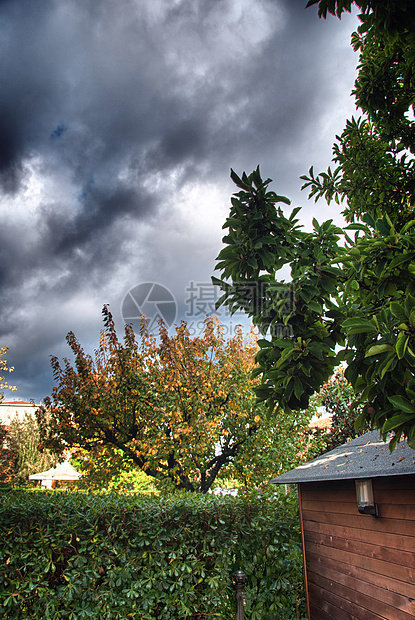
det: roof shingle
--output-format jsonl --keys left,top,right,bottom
{"left": 271, "top": 431, "right": 415, "bottom": 485}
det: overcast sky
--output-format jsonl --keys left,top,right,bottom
{"left": 0, "top": 0, "right": 360, "bottom": 403}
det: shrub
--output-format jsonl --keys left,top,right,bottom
{"left": 0, "top": 489, "right": 306, "bottom": 619}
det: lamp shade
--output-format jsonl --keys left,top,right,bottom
{"left": 355, "top": 478, "right": 377, "bottom": 516}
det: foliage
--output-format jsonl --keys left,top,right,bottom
{"left": 213, "top": 2, "right": 415, "bottom": 450}
{"left": 306, "top": 1, "right": 415, "bottom": 52}
{"left": 0, "top": 414, "right": 56, "bottom": 487}
{"left": 71, "top": 447, "right": 156, "bottom": 493}
{"left": 213, "top": 168, "right": 344, "bottom": 412}
{"left": 302, "top": 4, "right": 415, "bottom": 226}
{"left": 0, "top": 425, "right": 15, "bottom": 486}
{"left": 309, "top": 366, "right": 370, "bottom": 455}
{"left": 226, "top": 406, "right": 318, "bottom": 486}
{"left": 0, "top": 346, "right": 17, "bottom": 400}
{"left": 38, "top": 307, "right": 312, "bottom": 493}
{"left": 0, "top": 489, "right": 306, "bottom": 620}
{"left": 302, "top": 1, "right": 415, "bottom": 450}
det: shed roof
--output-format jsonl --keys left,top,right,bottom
{"left": 271, "top": 430, "right": 415, "bottom": 485}
{"left": 28, "top": 460, "right": 82, "bottom": 482}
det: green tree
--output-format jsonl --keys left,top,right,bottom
{"left": 306, "top": 1, "right": 415, "bottom": 54}
{"left": 70, "top": 446, "right": 156, "bottom": 492}
{"left": 37, "top": 306, "right": 316, "bottom": 493}
{"left": 213, "top": 168, "right": 344, "bottom": 412}
{"left": 0, "top": 424, "right": 15, "bottom": 486}
{"left": 8, "top": 414, "right": 56, "bottom": 485}
{"left": 213, "top": 2, "right": 415, "bottom": 450}
{"left": 0, "top": 414, "right": 56, "bottom": 487}
{"left": 309, "top": 365, "right": 370, "bottom": 455}
{"left": 303, "top": 0, "right": 415, "bottom": 449}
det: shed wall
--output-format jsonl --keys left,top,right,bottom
{"left": 299, "top": 475, "right": 415, "bottom": 619}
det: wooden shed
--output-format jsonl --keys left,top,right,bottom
{"left": 271, "top": 431, "right": 415, "bottom": 619}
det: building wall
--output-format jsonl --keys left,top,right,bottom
{"left": 0, "top": 401, "right": 38, "bottom": 427}
{"left": 299, "top": 475, "right": 415, "bottom": 619}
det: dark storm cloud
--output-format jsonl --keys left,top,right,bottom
{"left": 50, "top": 185, "right": 155, "bottom": 256}
{"left": 0, "top": 112, "right": 25, "bottom": 193}
{"left": 0, "top": 113, "right": 21, "bottom": 172}
{"left": 0, "top": 0, "right": 352, "bottom": 192}
{"left": 0, "top": 0, "right": 359, "bottom": 400}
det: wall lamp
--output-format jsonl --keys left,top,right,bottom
{"left": 355, "top": 478, "right": 378, "bottom": 516}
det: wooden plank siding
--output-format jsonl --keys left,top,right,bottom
{"left": 299, "top": 475, "right": 415, "bottom": 619}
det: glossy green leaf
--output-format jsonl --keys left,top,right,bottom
{"left": 365, "top": 344, "right": 394, "bottom": 357}
{"left": 396, "top": 333, "right": 409, "bottom": 360}
{"left": 387, "top": 395, "right": 415, "bottom": 414}
{"left": 383, "top": 414, "right": 415, "bottom": 433}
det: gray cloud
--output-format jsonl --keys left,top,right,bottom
{"left": 0, "top": 0, "right": 359, "bottom": 401}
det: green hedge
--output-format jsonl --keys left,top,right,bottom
{"left": 0, "top": 490, "right": 306, "bottom": 619}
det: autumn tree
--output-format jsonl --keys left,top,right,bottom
{"left": 213, "top": 2, "right": 415, "bottom": 450}
{"left": 37, "top": 306, "right": 314, "bottom": 492}
{"left": 0, "top": 347, "right": 17, "bottom": 485}
{"left": 0, "top": 346, "right": 17, "bottom": 401}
